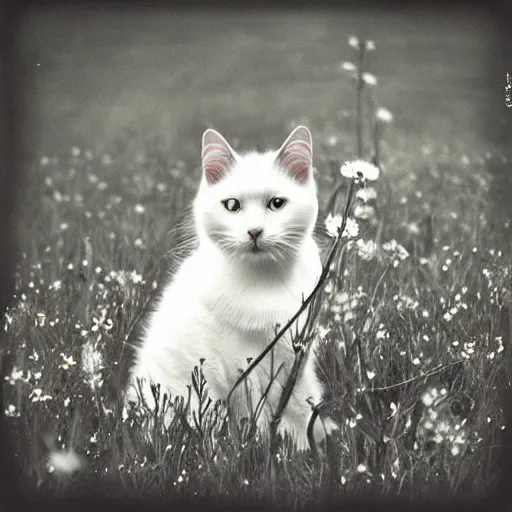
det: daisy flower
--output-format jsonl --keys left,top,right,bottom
{"left": 340, "top": 160, "right": 380, "bottom": 182}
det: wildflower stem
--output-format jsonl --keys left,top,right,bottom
{"left": 369, "top": 263, "right": 391, "bottom": 313}
{"left": 356, "top": 45, "right": 366, "bottom": 158}
{"left": 226, "top": 179, "right": 356, "bottom": 413}
{"left": 366, "top": 359, "right": 465, "bottom": 392}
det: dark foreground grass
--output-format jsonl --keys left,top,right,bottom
{"left": 2, "top": 18, "right": 511, "bottom": 507}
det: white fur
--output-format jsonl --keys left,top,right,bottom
{"left": 127, "top": 128, "right": 336, "bottom": 450}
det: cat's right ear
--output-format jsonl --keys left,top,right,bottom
{"left": 201, "top": 129, "right": 237, "bottom": 185}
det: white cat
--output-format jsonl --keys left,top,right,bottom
{"left": 126, "top": 125, "right": 337, "bottom": 450}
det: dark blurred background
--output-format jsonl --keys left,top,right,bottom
{"left": 16, "top": 6, "right": 502, "bottom": 161}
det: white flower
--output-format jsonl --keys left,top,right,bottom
{"left": 130, "top": 270, "right": 143, "bottom": 284}
{"left": 365, "top": 40, "right": 376, "bottom": 51}
{"left": 356, "top": 187, "right": 377, "bottom": 203}
{"left": 101, "top": 154, "right": 113, "bottom": 166}
{"left": 59, "top": 353, "right": 77, "bottom": 370}
{"left": 340, "top": 61, "right": 356, "bottom": 73}
{"left": 30, "top": 388, "right": 52, "bottom": 402}
{"left": 48, "top": 449, "right": 85, "bottom": 475}
{"left": 5, "top": 367, "right": 23, "bottom": 384}
{"left": 348, "top": 36, "right": 360, "bottom": 48}
{"left": 406, "top": 222, "right": 420, "bottom": 235}
{"left": 325, "top": 213, "right": 342, "bottom": 237}
{"left": 134, "top": 204, "right": 145, "bottom": 214}
{"left": 376, "top": 107, "right": 393, "bottom": 123}
{"left": 421, "top": 389, "right": 436, "bottom": 407}
{"left": 71, "top": 147, "right": 81, "bottom": 157}
{"left": 325, "top": 214, "right": 359, "bottom": 239}
{"left": 355, "top": 239, "right": 379, "bottom": 260}
{"left": 40, "top": 156, "right": 50, "bottom": 166}
{"left": 5, "top": 404, "right": 20, "bottom": 417}
{"left": 327, "top": 135, "right": 338, "bottom": 146}
{"left": 343, "top": 218, "right": 359, "bottom": 238}
{"left": 37, "top": 313, "right": 46, "bottom": 327}
{"left": 362, "top": 73, "right": 378, "bottom": 86}
{"left": 382, "top": 240, "right": 409, "bottom": 261}
{"left": 340, "top": 160, "right": 380, "bottom": 182}
{"left": 354, "top": 204, "right": 375, "bottom": 220}
{"left": 356, "top": 464, "right": 367, "bottom": 473}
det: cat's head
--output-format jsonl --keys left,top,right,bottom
{"left": 193, "top": 126, "right": 318, "bottom": 265}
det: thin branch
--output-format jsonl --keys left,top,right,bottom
{"left": 226, "top": 179, "right": 356, "bottom": 408}
{"left": 366, "top": 359, "right": 465, "bottom": 392}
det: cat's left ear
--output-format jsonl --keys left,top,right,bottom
{"left": 275, "top": 126, "right": 313, "bottom": 184}
{"left": 201, "top": 129, "right": 238, "bottom": 185}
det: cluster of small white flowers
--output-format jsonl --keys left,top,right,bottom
{"left": 30, "top": 388, "right": 53, "bottom": 402}
{"left": 415, "top": 386, "right": 474, "bottom": 456}
{"left": 348, "top": 36, "right": 375, "bottom": 52}
{"left": 324, "top": 213, "right": 359, "bottom": 239}
{"left": 353, "top": 204, "right": 375, "bottom": 220}
{"left": 355, "top": 239, "right": 379, "bottom": 261}
{"left": 382, "top": 239, "right": 409, "bottom": 267}
{"left": 393, "top": 294, "right": 419, "bottom": 311}
{"left": 375, "top": 324, "right": 390, "bottom": 341}
{"left": 421, "top": 386, "right": 448, "bottom": 408}
{"left": 459, "top": 340, "right": 476, "bottom": 360}
{"left": 5, "top": 367, "right": 24, "bottom": 385}
{"left": 327, "top": 288, "right": 366, "bottom": 325}
{"left": 4, "top": 404, "right": 20, "bottom": 418}
{"left": 104, "top": 269, "right": 144, "bottom": 287}
{"left": 442, "top": 292, "right": 468, "bottom": 322}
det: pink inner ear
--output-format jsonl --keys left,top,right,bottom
{"left": 277, "top": 140, "right": 312, "bottom": 184}
{"left": 202, "top": 143, "right": 233, "bottom": 185}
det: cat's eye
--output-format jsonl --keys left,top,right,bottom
{"left": 222, "top": 198, "right": 241, "bottom": 212}
{"left": 268, "top": 197, "right": 286, "bottom": 211}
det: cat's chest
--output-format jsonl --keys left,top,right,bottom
{"left": 175, "top": 244, "right": 321, "bottom": 339}
{"left": 207, "top": 276, "right": 313, "bottom": 338}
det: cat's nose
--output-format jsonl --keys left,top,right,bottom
{"left": 247, "top": 228, "right": 263, "bottom": 242}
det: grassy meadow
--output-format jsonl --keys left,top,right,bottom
{"left": 1, "top": 7, "right": 511, "bottom": 507}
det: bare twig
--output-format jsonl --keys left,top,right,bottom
{"left": 366, "top": 359, "right": 465, "bottom": 392}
